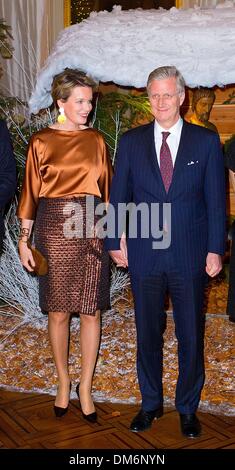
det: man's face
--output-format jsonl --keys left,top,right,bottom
{"left": 148, "top": 77, "right": 185, "bottom": 129}
{"left": 195, "top": 96, "right": 214, "bottom": 123}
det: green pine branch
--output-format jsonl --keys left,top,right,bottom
{"left": 223, "top": 90, "right": 235, "bottom": 105}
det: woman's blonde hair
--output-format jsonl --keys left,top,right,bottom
{"left": 51, "top": 68, "right": 96, "bottom": 105}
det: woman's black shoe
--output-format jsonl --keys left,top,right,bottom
{"left": 76, "top": 383, "right": 97, "bottom": 423}
{"left": 54, "top": 382, "right": 71, "bottom": 418}
{"left": 54, "top": 404, "right": 69, "bottom": 418}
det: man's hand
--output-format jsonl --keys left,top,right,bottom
{"left": 206, "top": 252, "right": 222, "bottom": 277}
{"left": 109, "top": 234, "right": 128, "bottom": 268}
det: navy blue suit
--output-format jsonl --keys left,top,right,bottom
{"left": 106, "top": 120, "right": 226, "bottom": 413}
{"left": 0, "top": 120, "right": 17, "bottom": 249}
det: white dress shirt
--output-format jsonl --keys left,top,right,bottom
{"left": 154, "top": 117, "right": 183, "bottom": 167}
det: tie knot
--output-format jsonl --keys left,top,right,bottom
{"left": 162, "top": 131, "right": 170, "bottom": 142}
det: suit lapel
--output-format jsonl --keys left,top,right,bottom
{"left": 144, "top": 121, "right": 166, "bottom": 196}
{"left": 168, "top": 120, "right": 191, "bottom": 197}
{"left": 142, "top": 120, "right": 192, "bottom": 198}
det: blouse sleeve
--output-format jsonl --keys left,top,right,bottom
{"left": 224, "top": 139, "right": 235, "bottom": 172}
{"left": 17, "top": 135, "right": 42, "bottom": 220}
{"left": 98, "top": 136, "right": 113, "bottom": 204}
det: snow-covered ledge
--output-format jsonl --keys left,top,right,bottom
{"left": 29, "top": 2, "right": 235, "bottom": 114}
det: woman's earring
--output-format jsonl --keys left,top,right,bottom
{"left": 57, "top": 107, "right": 66, "bottom": 124}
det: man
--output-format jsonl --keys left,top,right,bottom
{"left": 189, "top": 87, "right": 218, "bottom": 133}
{"left": 105, "top": 66, "right": 226, "bottom": 437}
{"left": 0, "top": 119, "right": 17, "bottom": 252}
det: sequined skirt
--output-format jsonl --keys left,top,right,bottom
{"left": 34, "top": 196, "right": 110, "bottom": 315}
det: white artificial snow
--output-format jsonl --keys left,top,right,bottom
{"left": 29, "top": 4, "right": 235, "bottom": 114}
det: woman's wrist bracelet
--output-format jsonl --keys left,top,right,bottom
{"left": 19, "top": 228, "right": 30, "bottom": 237}
{"left": 19, "top": 227, "right": 30, "bottom": 244}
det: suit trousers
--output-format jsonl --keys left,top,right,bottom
{"left": 130, "top": 255, "right": 206, "bottom": 414}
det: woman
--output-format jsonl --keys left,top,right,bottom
{"left": 17, "top": 69, "right": 113, "bottom": 421}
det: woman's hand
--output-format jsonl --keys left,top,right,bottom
{"left": 18, "top": 240, "right": 35, "bottom": 272}
{"left": 109, "top": 233, "right": 128, "bottom": 268}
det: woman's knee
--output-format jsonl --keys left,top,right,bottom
{"left": 80, "top": 310, "right": 100, "bottom": 325}
{"left": 49, "top": 311, "right": 70, "bottom": 324}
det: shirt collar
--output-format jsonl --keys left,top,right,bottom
{"left": 155, "top": 117, "right": 183, "bottom": 137}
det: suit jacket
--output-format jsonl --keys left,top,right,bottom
{"left": 0, "top": 120, "right": 17, "bottom": 243}
{"left": 105, "top": 120, "right": 226, "bottom": 276}
{"left": 224, "top": 138, "right": 235, "bottom": 172}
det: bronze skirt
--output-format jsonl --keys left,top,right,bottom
{"left": 34, "top": 196, "right": 110, "bottom": 315}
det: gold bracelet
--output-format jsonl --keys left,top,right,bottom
{"left": 19, "top": 239, "right": 28, "bottom": 244}
{"left": 19, "top": 227, "right": 30, "bottom": 238}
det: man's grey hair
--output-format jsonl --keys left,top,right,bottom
{"left": 147, "top": 66, "right": 186, "bottom": 95}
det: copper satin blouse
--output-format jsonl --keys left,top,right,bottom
{"left": 17, "top": 127, "right": 113, "bottom": 220}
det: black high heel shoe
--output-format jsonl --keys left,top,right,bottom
{"left": 54, "top": 382, "right": 71, "bottom": 418}
{"left": 76, "top": 383, "right": 97, "bottom": 423}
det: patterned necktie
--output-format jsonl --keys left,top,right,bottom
{"left": 160, "top": 131, "right": 173, "bottom": 193}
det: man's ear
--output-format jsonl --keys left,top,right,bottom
{"left": 179, "top": 92, "right": 185, "bottom": 106}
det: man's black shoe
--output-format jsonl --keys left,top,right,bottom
{"left": 180, "top": 413, "right": 201, "bottom": 438}
{"left": 130, "top": 407, "right": 163, "bottom": 432}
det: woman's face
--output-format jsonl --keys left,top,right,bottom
{"left": 57, "top": 86, "right": 93, "bottom": 128}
